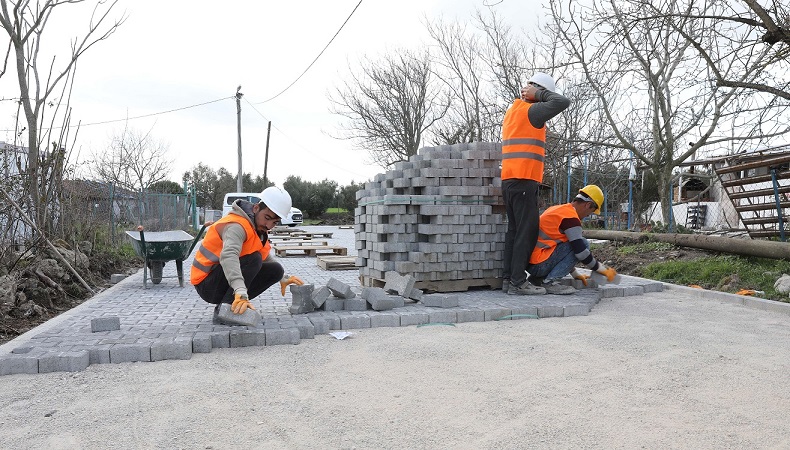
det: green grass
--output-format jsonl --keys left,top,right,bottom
{"left": 641, "top": 255, "right": 790, "bottom": 301}
{"left": 325, "top": 207, "right": 349, "bottom": 213}
{"left": 617, "top": 241, "right": 675, "bottom": 254}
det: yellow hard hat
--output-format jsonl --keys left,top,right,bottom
{"left": 578, "top": 185, "right": 604, "bottom": 214}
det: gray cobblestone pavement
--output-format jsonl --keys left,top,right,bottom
{"left": 5, "top": 225, "right": 777, "bottom": 376}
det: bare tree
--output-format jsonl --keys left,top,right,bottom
{"left": 91, "top": 124, "right": 173, "bottom": 192}
{"left": 648, "top": 0, "right": 790, "bottom": 99}
{"left": 0, "top": 0, "right": 125, "bottom": 230}
{"left": 329, "top": 48, "right": 449, "bottom": 168}
{"left": 547, "top": 0, "right": 790, "bottom": 223}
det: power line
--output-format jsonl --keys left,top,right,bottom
{"left": 243, "top": 97, "right": 372, "bottom": 180}
{"left": 0, "top": 96, "right": 233, "bottom": 132}
{"left": 255, "top": 0, "right": 363, "bottom": 104}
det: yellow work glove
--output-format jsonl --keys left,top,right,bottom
{"left": 231, "top": 293, "right": 255, "bottom": 314}
{"left": 596, "top": 265, "right": 618, "bottom": 282}
{"left": 280, "top": 274, "right": 305, "bottom": 296}
{"left": 571, "top": 269, "right": 589, "bottom": 286}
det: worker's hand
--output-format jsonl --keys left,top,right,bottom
{"left": 571, "top": 270, "right": 589, "bottom": 286}
{"left": 596, "top": 265, "right": 618, "bottom": 282}
{"left": 280, "top": 274, "right": 305, "bottom": 296}
{"left": 231, "top": 293, "right": 255, "bottom": 314}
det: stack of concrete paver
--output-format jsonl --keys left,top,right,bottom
{"left": 355, "top": 142, "right": 506, "bottom": 291}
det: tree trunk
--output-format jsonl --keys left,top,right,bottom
{"left": 583, "top": 229, "right": 790, "bottom": 261}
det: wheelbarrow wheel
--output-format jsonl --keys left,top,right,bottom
{"left": 149, "top": 261, "right": 165, "bottom": 284}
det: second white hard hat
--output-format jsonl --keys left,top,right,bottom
{"left": 260, "top": 186, "right": 292, "bottom": 219}
{"left": 528, "top": 72, "right": 556, "bottom": 93}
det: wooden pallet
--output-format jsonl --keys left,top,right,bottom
{"left": 270, "top": 240, "right": 328, "bottom": 247}
{"left": 360, "top": 275, "right": 501, "bottom": 292}
{"left": 289, "top": 232, "right": 334, "bottom": 239}
{"left": 274, "top": 245, "right": 347, "bottom": 257}
{"left": 316, "top": 255, "right": 357, "bottom": 271}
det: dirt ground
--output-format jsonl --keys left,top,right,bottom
{"left": 589, "top": 241, "right": 715, "bottom": 278}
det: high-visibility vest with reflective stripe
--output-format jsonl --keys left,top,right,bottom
{"left": 190, "top": 213, "right": 271, "bottom": 285}
{"left": 529, "top": 203, "right": 577, "bottom": 265}
{"left": 501, "top": 99, "right": 546, "bottom": 181}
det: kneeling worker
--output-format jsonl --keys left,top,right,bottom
{"left": 190, "top": 186, "right": 304, "bottom": 317}
{"left": 526, "top": 185, "right": 618, "bottom": 294}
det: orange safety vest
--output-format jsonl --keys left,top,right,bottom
{"left": 501, "top": 99, "right": 546, "bottom": 182}
{"left": 529, "top": 203, "right": 577, "bottom": 265}
{"left": 190, "top": 213, "right": 271, "bottom": 285}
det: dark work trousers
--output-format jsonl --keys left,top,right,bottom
{"left": 194, "top": 252, "right": 284, "bottom": 304}
{"left": 502, "top": 178, "right": 540, "bottom": 287}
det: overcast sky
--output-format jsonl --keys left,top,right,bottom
{"left": 0, "top": 0, "right": 534, "bottom": 188}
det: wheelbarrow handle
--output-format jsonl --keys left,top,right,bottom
{"left": 188, "top": 222, "right": 211, "bottom": 256}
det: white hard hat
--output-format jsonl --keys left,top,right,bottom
{"left": 260, "top": 186, "right": 292, "bottom": 219}
{"left": 528, "top": 72, "right": 556, "bottom": 93}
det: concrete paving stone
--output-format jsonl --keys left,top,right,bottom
{"left": 399, "top": 310, "right": 430, "bottom": 326}
{"left": 421, "top": 294, "right": 460, "bottom": 308}
{"left": 483, "top": 307, "right": 511, "bottom": 321}
{"left": 90, "top": 316, "right": 121, "bottom": 332}
{"left": 311, "top": 286, "right": 331, "bottom": 308}
{"left": 229, "top": 329, "right": 266, "bottom": 348}
{"left": 456, "top": 308, "right": 486, "bottom": 323}
{"left": 150, "top": 338, "right": 193, "bottom": 361}
{"left": 88, "top": 345, "right": 113, "bottom": 364}
{"left": 368, "top": 296, "right": 396, "bottom": 311}
{"left": 600, "top": 287, "right": 625, "bottom": 298}
{"left": 369, "top": 311, "right": 402, "bottom": 327}
{"left": 0, "top": 353, "right": 41, "bottom": 375}
{"left": 426, "top": 309, "right": 457, "bottom": 323}
{"left": 294, "top": 320, "right": 316, "bottom": 339}
{"left": 344, "top": 298, "right": 368, "bottom": 311}
{"left": 265, "top": 327, "right": 300, "bottom": 346}
{"left": 563, "top": 304, "right": 591, "bottom": 317}
{"left": 327, "top": 277, "right": 356, "bottom": 299}
{"left": 537, "top": 305, "right": 565, "bottom": 318}
{"left": 340, "top": 313, "right": 371, "bottom": 329}
{"left": 308, "top": 317, "right": 329, "bottom": 335}
{"left": 324, "top": 298, "right": 345, "bottom": 311}
{"left": 217, "top": 303, "right": 262, "bottom": 327}
{"left": 311, "top": 312, "right": 341, "bottom": 330}
{"left": 210, "top": 331, "right": 231, "bottom": 349}
{"left": 38, "top": 350, "right": 90, "bottom": 373}
{"left": 643, "top": 282, "right": 664, "bottom": 293}
{"left": 507, "top": 305, "right": 539, "bottom": 317}
{"left": 110, "top": 344, "right": 152, "bottom": 363}
{"left": 383, "top": 271, "right": 416, "bottom": 297}
{"left": 623, "top": 286, "right": 645, "bottom": 296}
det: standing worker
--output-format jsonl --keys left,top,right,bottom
{"left": 191, "top": 186, "right": 304, "bottom": 321}
{"left": 526, "top": 185, "right": 618, "bottom": 294}
{"left": 501, "top": 72, "right": 570, "bottom": 295}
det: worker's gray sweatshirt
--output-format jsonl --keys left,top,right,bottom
{"left": 218, "top": 199, "right": 270, "bottom": 297}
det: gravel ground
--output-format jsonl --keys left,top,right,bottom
{"left": 1, "top": 288, "right": 789, "bottom": 449}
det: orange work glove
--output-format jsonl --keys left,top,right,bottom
{"left": 571, "top": 269, "right": 589, "bottom": 286}
{"left": 596, "top": 265, "right": 618, "bottom": 282}
{"left": 231, "top": 293, "right": 255, "bottom": 314}
{"left": 279, "top": 274, "right": 305, "bottom": 296}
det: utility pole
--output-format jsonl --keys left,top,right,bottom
{"left": 235, "top": 86, "right": 243, "bottom": 192}
{"left": 263, "top": 121, "right": 271, "bottom": 186}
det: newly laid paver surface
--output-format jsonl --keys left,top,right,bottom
{"left": 0, "top": 226, "right": 736, "bottom": 375}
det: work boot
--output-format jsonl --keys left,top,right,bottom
{"left": 508, "top": 281, "right": 546, "bottom": 296}
{"left": 543, "top": 280, "right": 577, "bottom": 295}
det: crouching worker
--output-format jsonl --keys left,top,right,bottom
{"left": 190, "top": 186, "right": 304, "bottom": 320}
{"left": 526, "top": 185, "right": 618, "bottom": 295}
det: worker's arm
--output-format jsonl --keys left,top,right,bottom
{"left": 528, "top": 89, "right": 571, "bottom": 128}
{"left": 218, "top": 222, "right": 249, "bottom": 297}
{"left": 560, "top": 218, "right": 601, "bottom": 272}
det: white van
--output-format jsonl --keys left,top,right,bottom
{"left": 222, "top": 192, "right": 303, "bottom": 227}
